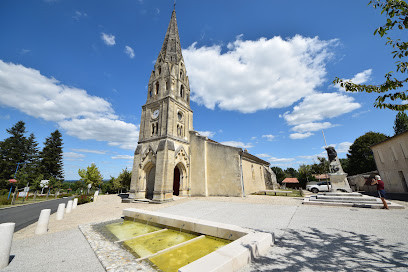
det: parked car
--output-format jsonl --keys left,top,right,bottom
{"left": 306, "top": 181, "right": 331, "bottom": 193}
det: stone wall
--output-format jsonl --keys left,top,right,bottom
{"left": 371, "top": 131, "right": 408, "bottom": 193}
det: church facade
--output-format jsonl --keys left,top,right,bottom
{"left": 129, "top": 10, "right": 276, "bottom": 202}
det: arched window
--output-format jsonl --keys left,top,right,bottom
{"left": 180, "top": 70, "right": 183, "bottom": 80}
{"left": 155, "top": 82, "right": 159, "bottom": 95}
{"left": 180, "top": 85, "right": 184, "bottom": 98}
{"left": 158, "top": 66, "right": 161, "bottom": 75}
{"left": 152, "top": 123, "right": 155, "bottom": 136}
{"left": 166, "top": 80, "right": 169, "bottom": 91}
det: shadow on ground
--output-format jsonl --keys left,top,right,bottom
{"left": 249, "top": 228, "right": 408, "bottom": 272}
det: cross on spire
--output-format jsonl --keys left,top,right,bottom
{"left": 173, "top": 0, "right": 176, "bottom": 10}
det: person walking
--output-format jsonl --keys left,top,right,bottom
{"left": 371, "top": 175, "right": 389, "bottom": 209}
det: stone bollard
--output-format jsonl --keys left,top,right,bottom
{"left": 66, "top": 200, "right": 73, "bottom": 214}
{"left": 0, "top": 222, "right": 15, "bottom": 269}
{"left": 56, "top": 203, "right": 65, "bottom": 220}
{"left": 35, "top": 209, "right": 51, "bottom": 235}
{"left": 72, "top": 198, "right": 78, "bottom": 209}
{"left": 93, "top": 191, "right": 99, "bottom": 202}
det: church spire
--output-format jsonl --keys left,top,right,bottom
{"left": 157, "top": 9, "right": 183, "bottom": 63}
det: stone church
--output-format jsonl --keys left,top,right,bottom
{"left": 129, "top": 9, "right": 276, "bottom": 202}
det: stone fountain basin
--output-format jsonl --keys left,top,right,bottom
{"left": 122, "top": 208, "right": 274, "bottom": 272}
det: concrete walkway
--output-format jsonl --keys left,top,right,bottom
{"left": 1, "top": 195, "right": 407, "bottom": 272}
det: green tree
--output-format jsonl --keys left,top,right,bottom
{"left": 393, "top": 111, "right": 408, "bottom": 134}
{"left": 347, "top": 131, "right": 389, "bottom": 175}
{"left": 116, "top": 168, "right": 132, "bottom": 192}
{"left": 333, "top": 0, "right": 408, "bottom": 111}
{"left": 311, "top": 157, "right": 330, "bottom": 174}
{"left": 298, "top": 164, "right": 314, "bottom": 188}
{"left": 284, "top": 167, "right": 298, "bottom": 178}
{"left": 78, "top": 163, "right": 103, "bottom": 190}
{"left": 41, "top": 130, "right": 64, "bottom": 181}
{"left": 270, "top": 166, "right": 286, "bottom": 184}
{"left": 0, "top": 121, "right": 28, "bottom": 185}
{"left": 339, "top": 158, "right": 350, "bottom": 174}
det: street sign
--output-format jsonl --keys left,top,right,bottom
{"left": 24, "top": 187, "right": 30, "bottom": 192}
{"left": 40, "top": 180, "right": 49, "bottom": 188}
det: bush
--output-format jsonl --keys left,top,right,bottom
{"left": 0, "top": 195, "right": 11, "bottom": 205}
{"left": 0, "top": 189, "right": 9, "bottom": 196}
{"left": 77, "top": 194, "right": 92, "bottom": 205}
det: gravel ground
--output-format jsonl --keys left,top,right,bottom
{"left": 3, "top": 194, "right": 408, "bottom": 272}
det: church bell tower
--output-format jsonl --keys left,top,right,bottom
{"left": 129, "top": 9, "right": 193, "bottom": 202}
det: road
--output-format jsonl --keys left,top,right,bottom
{"left": 0, "top": 197, "right": 72, "bottom": 231}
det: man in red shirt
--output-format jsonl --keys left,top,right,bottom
{"left": 371, "top": 175, "right": 389, "bottom": 209}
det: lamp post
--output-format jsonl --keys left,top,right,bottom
{"left": 7, "top": 162, "right": 25, "bottom": 200}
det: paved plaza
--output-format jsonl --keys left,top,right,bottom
{"left": 2, "top": 195, "right": 408, "bottom": 272}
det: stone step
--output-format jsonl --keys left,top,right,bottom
{"left": 315, "top": 196, "right": 379, "bottom": 202}
{"left": 303, "top": 197, "right": 404, "bottom": 209}
{"left": 318, "top": 192, "right": 363, "bottom": 197}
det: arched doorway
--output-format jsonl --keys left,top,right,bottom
{"left": 173, "top": 166, "right": 181, "bottom": 196}
{"left": 145, "top": 165, "right": 156, "bottom": 200}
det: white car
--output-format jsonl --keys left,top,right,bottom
{"left": 306, "top": 181, "right": 331, "bottom": 193}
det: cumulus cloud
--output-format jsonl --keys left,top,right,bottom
{"left": 101, "top": 33, "right": 116, "bottom": 46}
{"left": 197, "top": 130, "right": 215, "bottom": 138}
{"left": 333, "top": 141, "right": 352, "bottom": 154}
{"left": 220, "top": 141, "right": 254, "bottom": 149}
{"left": 111, "top": 155, "right": 133, "bottom": 160}
{"left": 289, "top": 132, "right": 313, "bottom": 139}
{"left": 262, "top": 134, "right": 275, "bottom": 141}
{"left": 0, "top": 60, "right": 139, "bottom": 150}
{"left": 256, "top": 154, "right": 270, "bottom": 158}
{"left": 268, "top": 157, "right": 295, "bottom": 163}
{"left": 284, "top": 92, "right": 360, "bottom": 139}
{"left": 183, "top": 35, "right": 337, "bottom": 113}
{"left": 125, "top": 46, "right": 135, "bottom": 59}
{"left": 334, "top": 69, "right": 372, "bottom": 92}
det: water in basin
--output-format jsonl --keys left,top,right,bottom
{"left": 124, "top": 229, "right": 197, "bottom": 258}
{"left": 106, "top": 220, "right": 161, "bottom": 241}
{"left": 149, "top": 236, "right": 230, "bottom": 272}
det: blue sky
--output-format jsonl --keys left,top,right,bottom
{"left": 0, "top": 0, "right": 399, "bottom": 180}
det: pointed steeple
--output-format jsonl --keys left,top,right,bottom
{"left": 157, "top": 10, "right": 183, "bottom": 63}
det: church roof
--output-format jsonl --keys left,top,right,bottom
{"left": 157, "top": 9, "right": 183, "bottom": 63}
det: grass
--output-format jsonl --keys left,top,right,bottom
{"left": 253, "top": 189, "right": 304, "bottom": 197}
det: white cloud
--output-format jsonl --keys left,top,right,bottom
{"left": 64, "top": 152, "right": 85, "bottom": 159}
{"left": 262, "top": 134, "right": 275, "bottom": 141}
{"left": 334, "top": 69, "right": 372, "bottom": 91}
{"left": 268, "top": 157, "right": 295, "bottom": 163}
{"left": 256, "top": 154, "right": 271, "bottom": 158}
{"left": 284, "top": 92, "right": 361, "bottom": 139}
{"left": 20, "top": 49, "right": 31, "bottom": 55}
{"left": 336, "top": 141, "right": 352, "bottom": 154}
{"left": 111, "top": 155, "right": 133, "bottom": 160}
{"left": 73, "top": 11, "right": 87, "bottom": 21}
{"left": 289, "top": 132, "right": 313, "bottom": 139}
{"left": 71, "top": 149, "right": 107, "bottom": 154}
{"left": 125, "top": 46, "right": 135, "bottom": 59}
{"left": 101, "top": 33, "right": 116, "bottom": 46}
{"left": 0, "top": 60, "right": 139, "bottom": 150}
{"left": 183, "top": 35, "right": 337, "bottom": 113}
{"left": 197, "top": 130, "right": 215, "bottom": 138}
{"left": 220, "top": 141, "right": 254, "bottom": 149}
{"left": 292, "top": 122, "right": 334, "bottom": 133}
{"left": 59, "top": 118, "right": 139, "bottom": 150}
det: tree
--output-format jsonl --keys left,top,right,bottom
{"left": 78, "top": 163, "right": 103, "bottom": 190}
{"left": 310, "top": 157, "right": 330, "bottom": 174}
{"left": 116, "top": 168, "right": 132, "bottom": 192}
{"left": 284, "top": 167, "right": 298, "bottom": 178}
{"left": 271, "top": 166, "right": 286, "bottom": 184}
{"left": 394, "top": 111, "right": 408, "bottom": 134}
{"left": 333, "top": 0, "right": 408, "bottom": 111}
{"left": 41, "top": 130, "right": 64, "bottom": 181}
{"left": 347, "top": 131, "right": 389, "bottom": 175}
{"left": 0, "top": 121, "right": 28, "bottom": 184}
{"left": 298, "top": 164, "right": 314, "bottom": 188}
